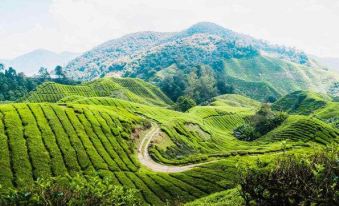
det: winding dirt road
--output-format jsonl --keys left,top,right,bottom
{"left": 137, "top": 123, "right": 291, "bottom": 173}
{"left": 137, "top": 123, "right": 217, "bottom": 173}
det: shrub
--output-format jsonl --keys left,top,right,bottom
{"left": 0, "top": 175, "right": 141, "bottom": 206}
{"left": 238, "top": 149, "right": 338, "bottom": 205}
{"left": 233, "top": 124, "right": 259, "bottom": 141}
{"left": 234, "top": 104, "right": 288, "bottom": 141}
{"left": 176, "top": 96, "right": 196, "bottom": 112}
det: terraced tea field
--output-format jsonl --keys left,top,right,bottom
{"left": 0, "top": 78, "right": 338, "bottom": 205}
{"left": 23, "top": 77, "right": 173, "bottom": 107}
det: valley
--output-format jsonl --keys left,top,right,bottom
{"left": 0, "top": 21, "right": 338, "bottom": 205}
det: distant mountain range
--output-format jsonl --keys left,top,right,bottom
{"left": 64, "top": 22, "right": 339, "bottom": 101}
{"left": 0, "top": 49, "right": 80, "bottom": 75}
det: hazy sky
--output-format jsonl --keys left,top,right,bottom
{"left": 1, "top": 0, "right": 339, "bottom": 59}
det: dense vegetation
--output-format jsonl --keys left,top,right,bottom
{"left": 63, "top": 22, "right": 338, "bottom": 104}
{"left": 185, "top": 149, "right": 338, "bottom": 206}
{"left": 0, "top": 76, "right": 338, "bottom": 205}
{"left": 239, "top": 149, "right": 338, "bottom": 205}
{"left": 0, "top": 66, "right": 38, "bottom": 101}
{"left": 0, "top": 175, "right": 140, "bottom": 206}
{"left": 65, "top": 22, "right": 311, "bottom": 82}
{"left": 234, "top": 104, "right": 288, "bottom": 141}
{"left": 0, "top": 65, "right": 79, "bottom": 102}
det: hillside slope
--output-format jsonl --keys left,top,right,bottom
{"left": 23, "top": 77, "right": 173, "bottom": 107}
{"left": 222, "top": 56, "right": 336, "bottom": 95}
{"left": 273, "top": 91, "right": 339, "bottom": 128}
{"left": 64, "top": 22, "right": 338, "bottom": 102}
{"left": 0, "top": 90, "right": 338, "bottom": 205}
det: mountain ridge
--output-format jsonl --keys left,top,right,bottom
{"left": 1, "top": 49, "right": 80, "bottom": 75}
{"left": 64, "top": 22, "right": 310, "bottom": 80}
{"left": 63, "top": 22, "right": 338, "bottom": 102}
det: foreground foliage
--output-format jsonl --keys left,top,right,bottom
{"left": 239, "top": 149, "right": 339, "bottom": 206}
{"left": 0, "top": 175, "right": 141, "bottom": 206}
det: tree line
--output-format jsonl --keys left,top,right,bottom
{"left": 0, "top": 64, "right": 79, "bottom": 102}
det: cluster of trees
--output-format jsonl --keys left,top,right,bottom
{"left": 234, "top": 104, "right": 288, "bottom": 141}
{"left": 127, "top": 38, "right": 259, "bottom": 81}
{"left": 0, "top": 64, "right": 78, "bottom": 102}
{"left": 160, "top": 65, "right": 235, "bottom": 105}
{"left": 0, "top": 65, "right": 37, "bottom": 101}
{"left": 239, "top": 149, "right": 338, "bottom": 205}
{"left": 175, "top": 96, "right": 196, "bottom": 112}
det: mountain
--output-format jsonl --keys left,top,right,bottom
{"left": 1, "top": 49, "right": 80, "bottom": 75}
{"left": 64, "top": 22, "right": 338, "bottom": 102}
{"left": 65, "top": 22, "right": 311, "bottom": 81}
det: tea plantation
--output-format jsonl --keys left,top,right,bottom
{"left": 0, "top": 78, "right": 338, "bottom": 205}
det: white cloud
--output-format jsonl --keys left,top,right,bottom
{"left": 1, "top": 0, "right": 339, "bottom": 59}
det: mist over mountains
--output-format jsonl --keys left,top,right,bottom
{"left": 1, "top": 49, "right": 80, "bottom": 75}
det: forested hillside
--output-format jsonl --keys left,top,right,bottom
{"left": 63, "top": 22, "right": 339, "bottom": 103}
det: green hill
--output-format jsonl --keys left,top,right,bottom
{"left": 210, "top": 94, "right": 261, "bottom": 108}
{"left": 23, "top": 77, "right": 173, "bottom": 107}
{"left": 0, "top": 85, "right": 338, "bottom": 205}
{"left": 272, "top": 90, "right": 331, "bottom": 114}
{"left": 0, "top": 103, "right": 230, "bottom": 205}
{"left": 273, "top": 91, "right": 339, "bottom": 128}
{"left": 150, "top": 55, "right": 338, "bottom": 103}
{"left": 221, "top": 56, "right": 338, "bottom": 95}
{"left": 58, "top": 94, "right": 338, "bottom": 165}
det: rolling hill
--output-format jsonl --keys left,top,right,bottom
{"left": 0, "top": 77, "right": 338, "bottom": 205}
{"left": 22, "top": 77, "right": 173, "bottom": 107}
{"left": 64, "top": 22, "right": 338, "bottom": 102}
{"left": 273, "top": 90, "right": 339, "bottom": 128}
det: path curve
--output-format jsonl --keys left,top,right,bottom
{"left": 137, "top": 123, "right": 291, "bottom": 173}
{"left": 137, "top": 123, "right": 216, "bottom": 173}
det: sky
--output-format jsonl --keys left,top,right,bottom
{"left": 1, "top": 0, "right": 339, "bottom": 59}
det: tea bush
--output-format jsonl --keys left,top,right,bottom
{"left": 0, "top": 175, "right": 141, "bottom": 206}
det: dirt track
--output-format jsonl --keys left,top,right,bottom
{"left": 137, "top": 124, "right": 216, "bottom": 173}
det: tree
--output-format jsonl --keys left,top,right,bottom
{"left": 54, "top": 65, "right": 64, "bottom": 79}
{"left": 216, "top": 80, "right": 234, "bottom": 94}
{"left": 5, "top": 67, "right": 16, "bottom": 78}
{"left": 38, "top": 67, "right": 50, "bottom": 80}
{"left": 176, "top": 96, "right": 196, "bottom": 112}
{"left": 266, "top": 95, "right": 277, "bottom": 103}
{"left": 234, "top": 104, "right": 287, "bottom": 141}
{"left": 0, "top": 63, "right": 4, "bottom": 72}
{"left": 160, "top": 73, "right": 187, "bottom": 101}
